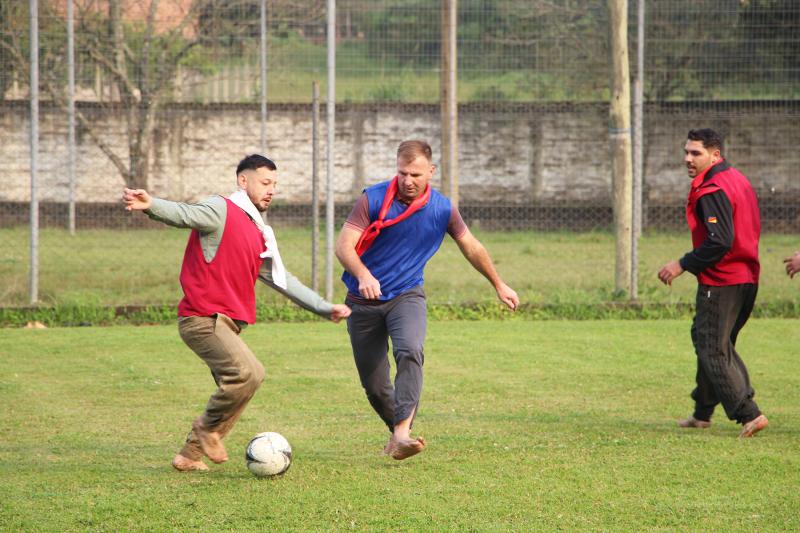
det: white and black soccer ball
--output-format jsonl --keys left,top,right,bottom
{"left": 245, "top": 432, "right": 292, "bottom": 477}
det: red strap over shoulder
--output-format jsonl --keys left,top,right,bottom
{"left": 355, "top": 176, "right": 431, "bottom": 256}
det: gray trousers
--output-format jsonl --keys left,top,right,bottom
{"left": 690, "top": 283, "right": 761, "bottom": 424}
{"left": 346, "top": 286, "right": 427, "bottom": 432}
{"left": 176, "top": 314, "right": 265, "bottom": 460}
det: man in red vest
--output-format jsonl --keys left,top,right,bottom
{"left": 123, "top": 154, "right": 350, "bottom": 472}
{"left": 658, "top": 128, "right": 768, "bottom": 438}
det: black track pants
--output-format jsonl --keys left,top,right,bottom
{"left": 690, "top": 283, "right": 761, "bottom": 424}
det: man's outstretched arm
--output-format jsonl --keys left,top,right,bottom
{"left": 122, "top": 187, "right": 223, "bottom": 232}
{"left": 258, "top": 267, "right": 350, "bottom": 322}
{"left": 453, "top": 228, "right": 519, "bottom": 310}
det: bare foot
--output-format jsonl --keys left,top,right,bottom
{"left": 739, "top": 414, "right": 769, "bottom": 438}
{"left": 192, "top": 418, "right": 228, "bottom": 463}
{"left": 171, "top": 454, "right": 209, "bottom": 472}
{"left": 390, "top": 436, "right": 426, "bottom": 460}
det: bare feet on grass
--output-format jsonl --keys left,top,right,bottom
{"left": 171, "top": 454, "right": 209, "bottom": 472}
{"left": 386, "top": 436, "right": 426, "bottom": 460}
{"left": 192, "top": 418, "right": 228, "bottom": 463}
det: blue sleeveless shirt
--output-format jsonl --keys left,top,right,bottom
{"left": 342, "top": 180, "right": 452, "bottom": 300}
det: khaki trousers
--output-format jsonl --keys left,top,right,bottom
{"left": 176, "top": 314, "right": 265, "bottom": 460}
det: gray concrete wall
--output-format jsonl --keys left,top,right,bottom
{"left": 1, "top": 101, "right": 797, "bottom": 205}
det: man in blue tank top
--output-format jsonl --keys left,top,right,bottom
{"left": 336, "top": 140, "right": 519, "bottom": 460}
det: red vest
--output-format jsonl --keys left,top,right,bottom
{"left": 178, "top": 198, "right": 265, "bottom": 323}
{"left": 686, "top": 160, "right": 760, "bottom": 286}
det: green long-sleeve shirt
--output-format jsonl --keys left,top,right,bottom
{"left": 145, "top": 195, "right": 334, "bottom": 318}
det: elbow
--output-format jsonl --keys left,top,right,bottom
{"left": 334, "top": 243, "right": 345, "bottom": 261}
{"left": 334, "top": 243, "right": 350, "bottom": 265}
{"left": 711, "top": 243, "right": 732, "bottom": 263}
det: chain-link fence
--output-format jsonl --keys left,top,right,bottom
{"left": 1, "top": 0, "right": 798, "bottom": 309}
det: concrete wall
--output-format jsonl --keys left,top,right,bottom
{"left": 1, "top": 101, "right": 798, "bottom": 206}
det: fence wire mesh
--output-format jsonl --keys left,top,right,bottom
{"left": 1, "top": 0, "right": 798, "bottom": 309}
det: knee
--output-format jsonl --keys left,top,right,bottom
{"left": 236, "top": 361, "right": 265, "bottom": 393}
{"left": 364, "top": 388, "right": 385, "bottom": 402}
{"left": 693, "top": 328, "right": 725, "bottom": 355}
{"left": 394, "top": 347, "right": 424, "bottom": 367}
{"left": 697, "top": 339, "right": 729, "bottom": 360}
{"left": 252, "top": 361, "right": 266, "bottom": 385}
{"left": 362, "top": 378, "right": 392, "bottom": 398}
{"left": 249, "top": 361, "right": 266, "bottom": 388}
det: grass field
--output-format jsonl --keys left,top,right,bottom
{"left": 192, "top": 37, "right": 606, "bottom": 104}
{"left": 3, "top": 227, "right": 800, "bottom": 311}
{"left": 1, "top": 319, "right": 798, "bottom": 531}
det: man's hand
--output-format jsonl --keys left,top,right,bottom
{"left": 784, "top": 251, "right": 800, "bottom": 278}
{"left": 329, "top": 304, "right": 352, "bottom": 323}
{"left": 496, "top": 282, "right": 519, "bottom": 311}
{"left": 123, "top": 188, "right": 152, "bottom": 211}
{"left": 657, "top": 260, "right": 685, "bottom": 285}
{"left": 357, "top": 271, "right": 382, "bottom": 300}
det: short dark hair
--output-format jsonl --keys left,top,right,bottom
{"left": 687, "top": 129, "right": 723, "bottom": 153}
{"left": 236, "top": 154, "right": 276, "bottom": 176}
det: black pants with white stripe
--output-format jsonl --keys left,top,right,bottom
{"left": 690, "top": 283, "right": 761, "bottom": 425}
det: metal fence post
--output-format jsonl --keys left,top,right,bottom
{"left": 67, "top": 0, "right": 76, "bottom": 235}
{"left": 260, "top": 0, "right": 268, "bottom": 153}
{"left": 325, "top": 0, "right": 336, "bottom": 301}
{"left": 312, "top": 81, "right": 320, "bottom": 293}
{"left": 631, "top": 0, "right": 645, "bottom": 300}
{"left": 29, "top": 0, "right": 39, "bottom": 304}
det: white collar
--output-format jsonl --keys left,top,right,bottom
{"left": 228, "top": 190, "right": 287, "bottom": 289}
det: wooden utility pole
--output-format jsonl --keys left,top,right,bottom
{"left": 608, "top": 0, "right": 633, "bottom": 296}
{"left": 441, "top": 0, "right": 458, "bottom": 205}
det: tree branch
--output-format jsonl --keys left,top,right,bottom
{"left": 40, "top": 76, "right": 131, "bottom": 181}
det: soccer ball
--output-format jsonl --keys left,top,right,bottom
{"left": 245, "top": 432, "right": 292, "bottom": 477}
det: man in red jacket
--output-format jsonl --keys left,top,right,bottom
{"left": 658, "top": 128, "right": 768, "bottom": 438}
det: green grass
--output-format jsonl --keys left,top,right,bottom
{"left": 3, "top": 227, "right": 800, "bottom": 311}
{"left": 188, "top": 37, "right": 797, "bottom": 104}
{"left": 1, "top": 319, "right": 798, "bottom": 531}
{"left": 189, "top": 36, "right": 566, "bottom": 104}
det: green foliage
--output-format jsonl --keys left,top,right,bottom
{"left": 3, "top": 227, "right": 800, "bottom": 317}
{"left": 1, "top": 320, "right": 799, "bottom": 530}
{"left": 7, "top": 298, "right": 800, "bottom": 328}
{"left": 4, "top": 1, "right": 797, "bottom": 104}
{"left": 366, "top": 81, "right": 408, "bottom": 102}
{"left": 361, "top": 0, "right": 440, "bottom": 67}
{"left": 470, "top": 83, "right": 510, "bottom": 102}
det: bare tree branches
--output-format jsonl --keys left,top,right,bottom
{"left": 0, "top": 0, "right": 242, "bottom": 189}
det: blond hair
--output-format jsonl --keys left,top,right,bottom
{"left": 397, "top": 140, "right": 433, "bottom": 163}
